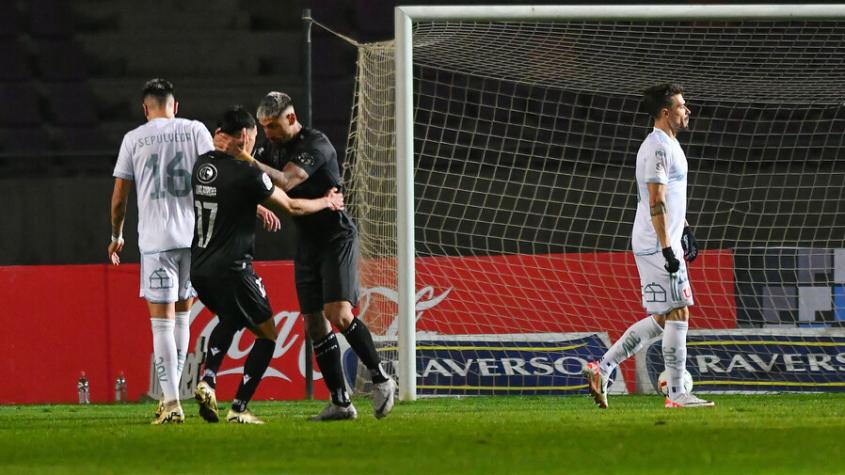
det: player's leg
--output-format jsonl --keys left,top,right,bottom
{"left": 583, "top": 314, "right": 664, "bottom": 409}
{"left": 296, "top": 243, "right": 357, "bottom": 421}
{"left": 191, "top": 274, "right": 239, "bottom": 423}
{"left": 659, "top": 260, "right": 713, "bottom": 408}
{"left": 173, "top": 248, "right": 195, "bottom": 386}
{"left": 174, "top": 298, "right": 192, "bottom": 385}
{"left": 142, "top": 252, "right": 183, "bottom": 424}
{"left": 323, "top": 236, "right": 395, "bottom": 418}
{"left": 227, "top": 319, "right": 277, "bottom": 425}
{"left": 600, "top": 314, "right": 665, "bottom": 377}
{"left": 325, "top": 301, "right": 395, "bottom": 419}
{"left": 305, "top": 310, "right": 357, "bottom": 421}
{"left": 662, "top": 305, "right": 689, "bottom": 400}
{"left": 227, "top": 270, "right": 277, "bottom": 424}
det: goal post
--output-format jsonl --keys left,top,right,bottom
{"left": 344, "top": 5, "right": 845, "bottom": 402}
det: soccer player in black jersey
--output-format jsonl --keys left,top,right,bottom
{"left": 214, "top": 92, "right": 396, "bottom": 421}
{"left": 191, "top": 106, "right": 344, "bottom": 424}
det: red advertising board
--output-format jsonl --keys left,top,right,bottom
{"left": 0, "top": 250, "right": 734, "bottom": 403}
{"left": 0, "top": 261, "right": 323, "bottom": 404}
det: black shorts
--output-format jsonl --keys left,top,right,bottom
{"left": 295, "top": 235, "right": 360, "bottom": 314}
{"left": 192, "top": 265, "right": 273, "bottom": 330}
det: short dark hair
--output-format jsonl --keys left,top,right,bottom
{"left": 217, "top": 105, "right": 256, "bottom": 135}
{"left": 642, "top": 83, "right": 684, "bottom": 119}
{"left": 256, "top": 91, "right": 294, "bottom": 119}
{"left": 142, "top": 78, "right": 175, "bottom": 105}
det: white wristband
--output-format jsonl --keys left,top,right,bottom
{"left": 111, "top": 234, "right": 124, "bottom": 243}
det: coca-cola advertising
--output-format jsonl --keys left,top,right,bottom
{"left": 0, "top": 250, "right": 734, "bottom": 403}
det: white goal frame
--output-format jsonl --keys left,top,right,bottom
{"left": 393, "top": 4, "right": 845, "bottom": 401}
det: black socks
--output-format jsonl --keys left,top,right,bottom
{"left": 342, "top": 317, "right": 389, "bottom": 384}
{"left": 232, "top": 338, "right": 275, "bottom": 412}
{"left": 313, "top": 332, "right": 351, "bottom": 406}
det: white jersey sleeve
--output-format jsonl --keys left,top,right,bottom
{"left": 641, "top": 141, "right": 669, "bottom": 185}
{"left": 113, "top": 135, "right": 135, "bottom": 181}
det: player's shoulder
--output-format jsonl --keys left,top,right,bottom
{"left": 299, "top": 127, "right": 333, "bottom": 150}
{"left": 171, "top": 117, "right": 208, "bottom": 133}
{"left": 638, "top": 130, "right": 670, "bottom": 155}
{"left": 121, "top": 121, "right": 150, "bottom": 141}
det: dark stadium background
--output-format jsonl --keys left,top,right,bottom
{"left": 1, "top": 0, "right": 840, "bottom": 267}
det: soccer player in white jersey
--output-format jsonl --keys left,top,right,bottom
{"left": 107, "top": 79, "right": 214, "bottom": 424}
{"left": 583, "top": 83, "right": 714, "bottom": 409}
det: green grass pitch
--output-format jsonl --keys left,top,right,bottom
{"left": 1, "top": 394, "right": 843, "bottom": 474}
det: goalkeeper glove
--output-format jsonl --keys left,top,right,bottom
{"left": 681, "top": 226, "right": 698, "bottom": 262}
{"left": 662, "top": 246, "right": 680, "bottom": 274}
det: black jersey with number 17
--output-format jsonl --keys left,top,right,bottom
{"left": 191, "top": 151, "right": 275, "bottom": 277}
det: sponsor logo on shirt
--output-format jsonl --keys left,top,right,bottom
{"left": 195, "top": 185, "right": 216, "bottom": 197}
{"left": 643, "top": 283, "right": 666, "bottom": 303}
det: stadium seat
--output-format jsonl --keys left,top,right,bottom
{"left": 0, "top": 84, "right": 42, "bottom": 127}
{"left": 35, "top": 40, "right": 89, "bottom": 81}
{"left": 54, "top": 125, "right": 111, "bottom": 153}
{"left": 43, "top": 82, "right": 99, "bottom": 127}
{"left": 0, "top": 41, "right": 33, "bottom": 82}
{"left": 0, "top": 127, "right": 52, "bottom": 154}
{"left": 28, "top": 0, "right": 75, "bottom": 38}
{"left": 0, "top": 5, "right": 23, "bottom": 38}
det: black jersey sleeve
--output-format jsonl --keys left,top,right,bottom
{"left": 245, "top": 168, "right": 276, "bottom": 204}
{"left": 290, "top": 141, "right": 330, "bottom": 177}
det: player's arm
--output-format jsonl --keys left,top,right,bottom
{"left": 262, "top": 187, "right": 344, "bottom": 217}
{"left": 256, "top": 204, "right": 281, "bottom": 232}
{"left": 213, "top": 132, "right": 308, "bottom": 191}
{"left": 108, "top": 178, "right": 132, "bottom": 265}
{"left": 648, "top": 182, "right": 680, "bottom": 273}
{"left": 249, "top": 157, "right": 308, "bottom": 192}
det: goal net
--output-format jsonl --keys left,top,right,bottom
{"left": 343, "top": 6, "right": 845, "bottom": 399}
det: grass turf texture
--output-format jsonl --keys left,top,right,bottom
{"left": 1, "top": 394, "right": 843, "bottom": 474}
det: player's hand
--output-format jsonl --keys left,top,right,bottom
{"left": 256, "top": 205, "right": 281, "bottom": 232}
{"left": 213, "top": 130, "right": 243, "bottom": 158}
{"left": 681, "top": 226, "right": 698, "bottom": 262}
{"left": 324, "top": 187, "right": 345, "bottom": 211}
{"left": 662, "top": 246, "right": 680, "bottom": 274}
{"left": 108, "top": 236, "right": 124, "bottom": 266}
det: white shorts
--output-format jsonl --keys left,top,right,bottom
{"left": 634, "top": 251, "right": 693, "bottom": 315}
{"left": 139, "top": 248, "right": 195, "bottom": 303}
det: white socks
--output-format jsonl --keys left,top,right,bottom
{"left": 174, "top": 312, "right": 190, "bottom": 382}
{"left": 151, "top": 318, "right": 180, "bottom": 403}
{"left": 599, "top": 316, "right": 663, "bottom": 377}
{"left": 662, "top": 320, "right": 689, "bottom": 399}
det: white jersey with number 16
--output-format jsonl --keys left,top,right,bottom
{"left": 632, "top": 128, "right": 688, "bottom": 256}
{"left": 113, "top": 117, "right": 213, "bottom": 253}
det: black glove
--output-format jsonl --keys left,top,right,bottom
{"left": 662, "top": 246, "right": 680, "bottom": 274}
{"left": 681, "top": 226, "right": 698, "bottom": 263}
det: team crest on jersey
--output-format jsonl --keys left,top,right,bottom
{"left": 197, "top": 163, "right": 218, "bottom": 184}
{"left": 295, "top": 152, "right": 315, "bottom": 167}
{"left": 261, "top": 173, "right": 272, "bottom": 191}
